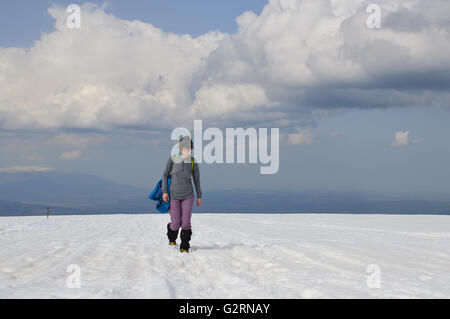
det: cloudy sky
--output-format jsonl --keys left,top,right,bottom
{"left": 1, "top": 0, "right": 450, "bottom": 196}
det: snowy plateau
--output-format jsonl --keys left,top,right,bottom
{"left": 0, "top": 213, "right": 449, "bottom": 298}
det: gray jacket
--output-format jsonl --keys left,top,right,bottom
{"left": 162, "top": 156, "right": 202, "bottom": 200}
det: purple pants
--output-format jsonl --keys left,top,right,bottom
{"left": 169, "top": 197, "right": 194, "bottom": 231}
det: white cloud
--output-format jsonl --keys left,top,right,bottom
{"left": 191, "top": 83, "right": 274, "bottom": 118}
{"left": 392, "top": 130, "right": 412, "bottom": 147}
{"left": 287, "top": 129, "right": 314, "bottom": 145}
{"left": 0, "top": 166, "right": 53, "bottom": 173}
{"left": 59, "top": 150, "right": 82, "bottom": 160}
{"left": 52, "top": 133, "right": 105, "bottom": 161}
{"left": 0, "top": 1, "right": 449, "bottom": 131}
{"left": 0, "top": 4, "right": 225, "bottom": 130}
{"left": 52, "top": 133, "right": 106, "bottom": 148}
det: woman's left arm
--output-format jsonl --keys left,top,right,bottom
{"left": 192, "top": 161, "right": 202, "bottom": 206}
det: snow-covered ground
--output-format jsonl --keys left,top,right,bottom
{"left": 0, "top": 213, "right": 449, "bottom": 298}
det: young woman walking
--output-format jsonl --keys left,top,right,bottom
{"left": 162, "top": 136, "right": 202, "bottom": 253}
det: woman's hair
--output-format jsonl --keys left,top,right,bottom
{"left": 179, "top": 136, "right": 194, "bottom": 149}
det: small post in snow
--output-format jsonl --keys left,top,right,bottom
{"left": 47, "top": 207, "right": 50, "bottom": 219}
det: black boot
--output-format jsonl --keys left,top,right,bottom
{"left": 180, "top": 229, "right": 192, "bottom": 253}
{"left": 167, "top": 223, "right": 179, "bottom": 246}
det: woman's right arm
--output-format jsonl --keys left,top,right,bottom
{"left": 162, "top": 157, "right": 173, "bottom": 195}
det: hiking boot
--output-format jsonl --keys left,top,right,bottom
{"left": 167, "top": 223, "right": 179, "bottom": 245}
{"left": 180, "top": 229, "right": 192, "bottom": 252}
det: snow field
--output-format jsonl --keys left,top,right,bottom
{"left": 0, "top": 213, "right": 449, "bottom": 298}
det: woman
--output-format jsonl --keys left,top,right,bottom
{"left": 162, "top": 135, "right": 202, "bottom": 253}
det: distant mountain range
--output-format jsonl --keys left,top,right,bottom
{"left": 0, "top": 170, "right": 449, "bottom": 216}
{"left": 0, "top": 170, "right": 150, "bottom": 216}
